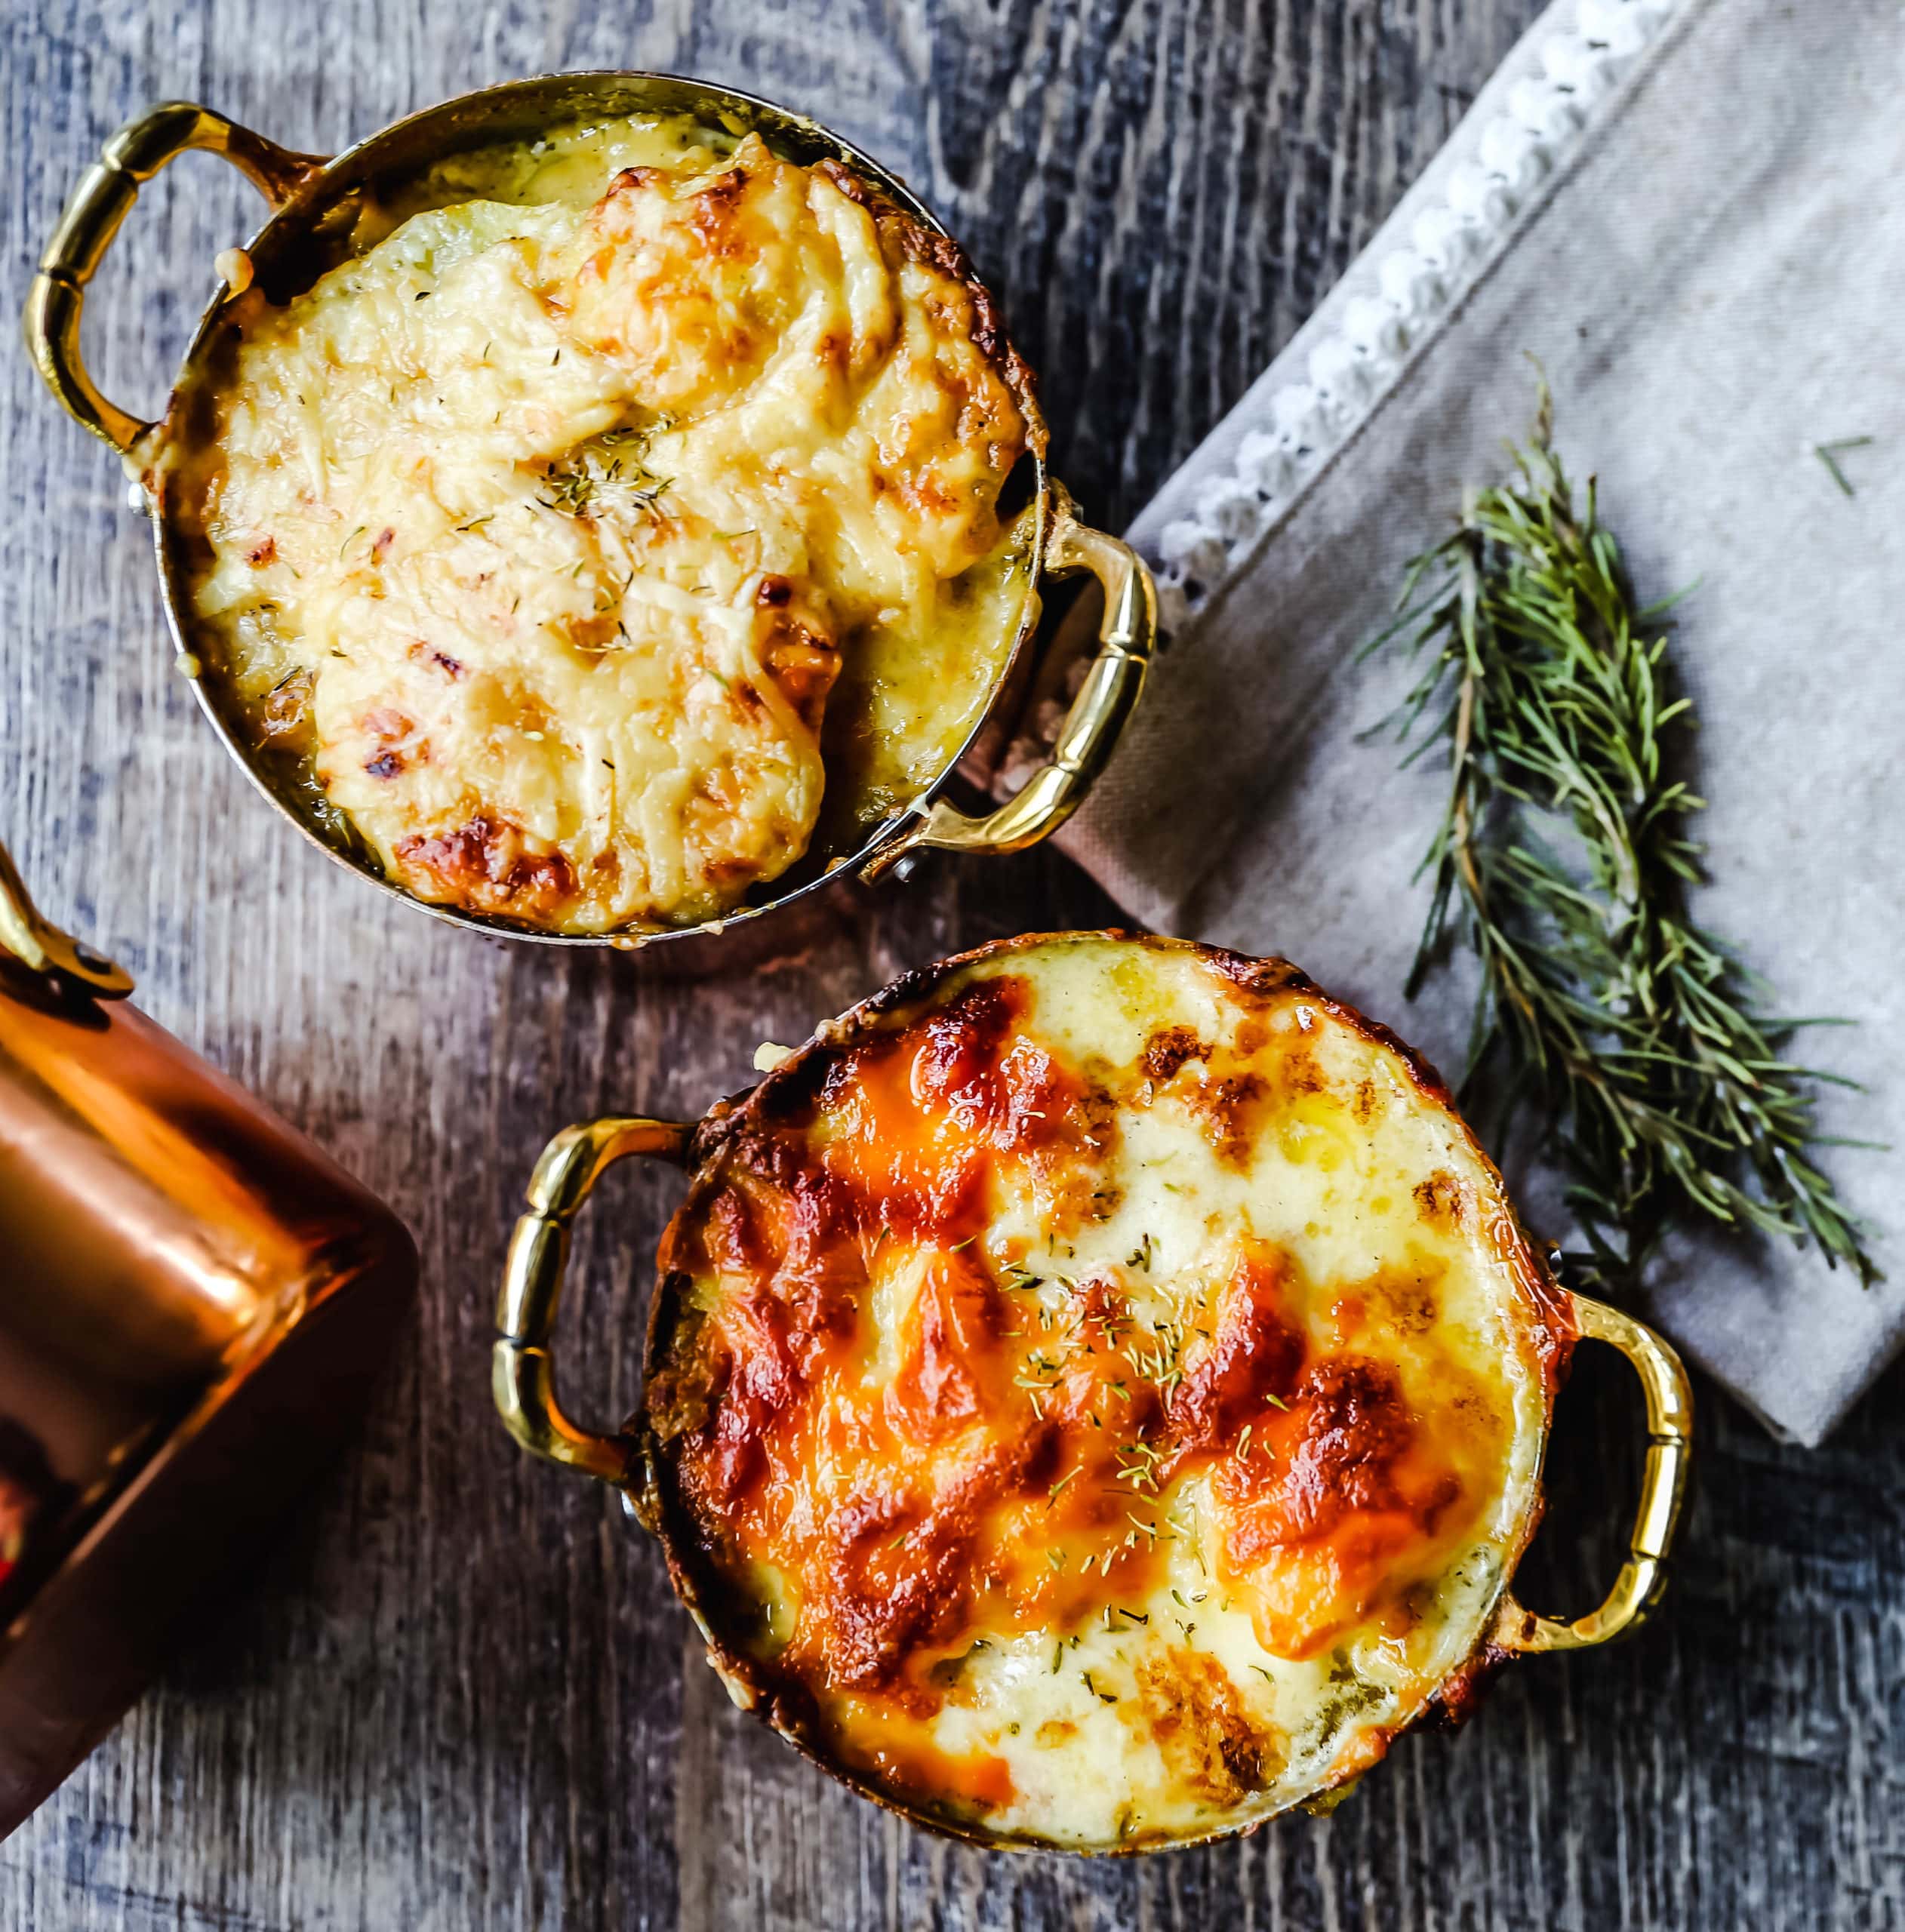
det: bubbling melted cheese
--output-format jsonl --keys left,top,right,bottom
{"left": 163, "top": 116, "right": 1034, "bottom": 933}
{"left": 644, "top": 935, "right": 1569, "bottom": 1849}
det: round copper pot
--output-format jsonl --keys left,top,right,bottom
{"left": 490, "top": 931, "right": 1694, "bottom": 1852}
{"left": 26, "top": 75, "right": 1154, "bottom": 952}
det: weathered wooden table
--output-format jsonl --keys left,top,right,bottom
{"left": 2, "top": 2, "right": 1900, "bottom": 1926}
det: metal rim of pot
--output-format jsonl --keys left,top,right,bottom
{"left": 24, "top": 77, "right": 1156, "bottom": 950}
{"left": 488, "top": 930, "right": 1695, "bottom": 1852}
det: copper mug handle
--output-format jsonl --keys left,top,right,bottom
{"left": 863, "top": 485, "right": 1156, "bottom": 872}
{"left": 0, "top": 840, "right": 134, "bottom": 998}
{"left": 494, "top": 1116, "right": 693, "bottom": 1485}
{"left": 24, "top": 100, "right": 323, "bottom": 454}
{"left": 1493, "top": 1292, "right": 1694, "bottom": 1652}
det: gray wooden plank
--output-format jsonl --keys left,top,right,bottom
{"left": 0, "top": 0, "right": 1900, "bottom": 1927}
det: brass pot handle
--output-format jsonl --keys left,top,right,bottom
{"left": 24, "top": 100, "right": 325, "bottom": 454}
{"left": 1494, "top": 1293, "right": 1694, "bottom": 1653}
{"left": 0, "top": 839, "right": 133, "bottom": 998}
{"left": 494, "top": 1116, "right": 692, "bottom": 1485}
{"left": 864, "top": 485, "right": 1156, "bottom": 873}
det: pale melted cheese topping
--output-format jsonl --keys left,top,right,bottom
{"left": 163, "top": 115, "right": 1034, "bottom": 933}
{"left": 645, "top": 936, "right": 1567, "bottom": 1849}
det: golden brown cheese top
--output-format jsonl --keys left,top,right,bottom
{"left": 645, "top": 936, "right": 1568, "bottom": 1847}
{"left": 164, "top": 117, "right": 1034, "bottom": 933}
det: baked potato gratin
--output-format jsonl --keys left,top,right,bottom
{"left": 639, "top": 934, "right": 1574, "bottom": 1849}
{"left": 161, "top": 115, "right": 1037, "bottom": 934}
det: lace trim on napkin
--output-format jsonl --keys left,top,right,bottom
{"left": 996, "top": 0, "right": 1688, "bottom": 790}
{"left": 1147, "top": 0, "right": 1688, "bottom": 632}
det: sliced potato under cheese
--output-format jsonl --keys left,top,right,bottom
{"left": 642, "top": 934, "right": 1572, "bottom": 1849}
{"left": 163, "top": 116, "right": 1036, "bottom": 933}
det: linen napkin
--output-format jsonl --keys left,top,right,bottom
{"left": 1039, "top": 0, "right": 1904, "bottom": 1444}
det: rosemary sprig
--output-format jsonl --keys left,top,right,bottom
{"left": 1364, "top": 384, "right": 1879, "bottom": 1292}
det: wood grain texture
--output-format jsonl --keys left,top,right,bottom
{"left": 0, "top": 1, "right": 1899, "bottom": 1927}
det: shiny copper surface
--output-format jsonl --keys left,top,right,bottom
{"left": 0, "top": 853, "right": 416, "bottom": 1835}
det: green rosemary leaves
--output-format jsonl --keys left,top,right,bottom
{"left": 1364, "top": 387, "right": 1879, "bottom": 1293}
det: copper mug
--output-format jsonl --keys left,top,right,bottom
{"left": 0, "top": 844, "right": 416, "bottom": 1832}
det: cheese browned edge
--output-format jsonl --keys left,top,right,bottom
{"left": 160, "top": 113, "right": 1045, "bottom": 935}
{"left": 637, "top": 933, "right": 1574, "bottom": 1850}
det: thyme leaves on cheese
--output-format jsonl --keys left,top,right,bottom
{"left": 1113, "top": 1440, "right": 1165, "bottom": 1495}
{"left": 1365, "top": 386, "right": 1879, "bottom": 1292}
{"left": 1122, "top": 1316, "right": 1187, "bottom": 1396}
{"left": 540, "top": 418, "right": 676, "bottom": 521}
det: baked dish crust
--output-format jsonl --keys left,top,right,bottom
{"left": 165, "top": 118, "right": 1036, "bottom": 933}
{"left": 642, "top": 934, "right": 1571, "bottom": 1848}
